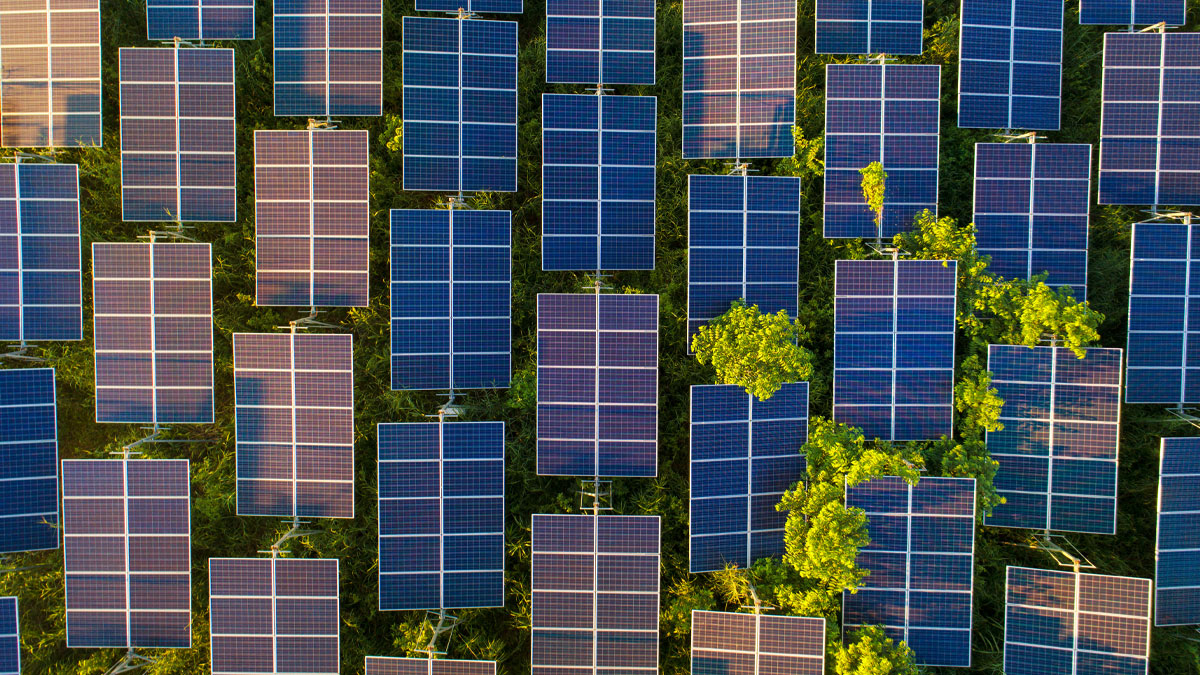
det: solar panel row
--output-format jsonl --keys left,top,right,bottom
{"left": 365, "top": 656, "right": 497, "bottom": 675}
{"left": 691, "top": 610, "right": 825, "bottom": 675}
{"left": 417, "top": 0, "right": 521, "bottom": 11}
{"left": 815, "top": 0, "right": 924, "bottom": 56}
{"left": 546, "top": 0, "right": 655, "bottom": 84}
{"left": 0, "top": 367, "right": 58, "bottom": 555}
{"left": 0, "top": 597, "right": 15, "bottom": 675}
{"left": 147, "top": 0, "right": 255, "bottom": 40}
{"left": 1156, "top": 436, "right": 1200, "bottom": 627}
{"left": 1080, "top": 0, "right": 1185, "bottom": 25}
{"left": 274, "top": 0, "right": 383, "bottom": 116}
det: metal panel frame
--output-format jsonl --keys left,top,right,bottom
{"left": 0, "top": 597, "right": 18, "bottom": 675}
{"left": 272, "top": 0, "right": 383, "bottom": 116}
{"left": 0, "top": 367, "right": 59, "bottom": 554}
{"left": 1080, "top": 0, "right": 1186, "bottom": 25}
{"left": 146, "top": 0, "right": 255, "bottom": 41}
{"left": 814, "top": 0, "right": 924, "bottom": 55}
{"left": 1155, "top": 436, "right": 1200, "bottom": 626}
{"left": 690, "top": 610, "right": 825, "bottom": 675}
{"left": 545, "top": 0, "right": 655, "bottom": 85}
{"left": 365, "top": 656, "right": 498, "bottom": 675}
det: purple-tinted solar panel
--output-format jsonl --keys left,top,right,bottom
{"left": 273, "top": 0, "right": 383, "bottom": 116}
{"left": 691, "top": 610, "right": 825, "bottom": 675}
{"left": 366, "top": 657, "right": 497, "bottom": 675}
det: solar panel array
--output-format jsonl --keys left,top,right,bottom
{"left": 0, "top": 597, "right": 16, "bottom": 675}
{"left": 824, "top": 64, "right": 941, "bottom": 239}
{"left": 1080, "top": 0, "right": 1185, "bottom": 25}
{"left": 958, "top": 0, "right": 1062, "bottom": 131}
{"left": 255, "top": 129, "right": 370, "bottom": 307}
{"left": 403, "top": 17, "right": 518, "bottom": 193}
{"left": 691, "top": 610, "right": 825, "bottom": 675}
{"left": 92, "top": 242, "right": 214, "bottom": 424}
{"left": 815, "top": 0, "right": 924, "bottom": 55}
{"left": 546, "top": 0, "right": 655, "bottom": 84}
{"left": 1099, "top": 32, "right": 1200, "bottom": 207}
{"left": 390, "top": 208, "right": 511, "bottom": 391}
{"left": 681, "top": 0, "right": 795, "bottom": 159}
{"left": 62, "top": 459, "right": 191, "bottom": 649}
{"left": 0, "top": 368, "right": 58, "bottom": 555}
{"left": 531, "top": 514, "right": 659, "bottom": 675}
{"left": 542, "top": 94, "right": 657, "bottom": 271}
{"left": 209, "top": 558, "right": 339, "bottom": 675}
{"left": 973, "top": 143, "right": 1091, "bottom": 298}
{"left": 147, "top": 0, "right": 255, "bottom": 40}
{"left": 366, "top": 657, "right": 497, "bottom": 675}
{"left": 1004, "top": 567, "right": 1152, "bottom": 675}
{"left": 233, "top": 333, "right": 355, "bottom": 519}
{"left": 1155, "top": 436, "right": 1200, "bottom": 627}
{"left": 689, "top": 382, "right": 808, "bottom": 573}
{"left": 0, "top": 162, "right": 82, "bottom": 342}
{"left": 378, "top": 421, "right": 505, "bottom": 610}
{"left": 833, "top": 259, "right": 957, "bottom": 441}
{"left": 273, "top": 0, "right": 382, "bottom": 116}
{"left": 0, "top": 0, "right": 101, "bottom": 148}
{"left": 843, "top": 476, "right": 976, "bottom": 668}
{"left": 687, "top": 174, "right": 800, "bottom": 346}
{"left": 417, "top": 0, "right": 521, "bottom": 12}
{"left": 537, "top": 293, "right": 658, "bottom": 477}
{"left": 119, "top": 47, "right": 236, "bottom": 223}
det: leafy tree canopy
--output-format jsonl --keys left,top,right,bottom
{"left": 836, "top": 626, "right": 920, "bottom": 675}
{"left": 691, "top": 301, "right": 814, "bottom": 400}
{"left": 860, "top": 161, "right": 888, "bottom": 239}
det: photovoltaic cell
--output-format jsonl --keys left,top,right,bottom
{"left": 1080, "top": 0, "right": 1185, "bottom": 25}
{"left": 273, "top": 0, "right": 382, "bottom": 116}
{"left": 1155, "top": 436, "right": 1200, "bottom": 626}
{"left": 403, "top": 17, "right": 517, "bottom": 193}
{"left": 1099, "top": 32, "right": 1200, "bottom": 207}
{"left": 366, "top": 656, "right": 497, "bottom": 675}
{"left": 378, "top": 421, "right": 505, "bottom": 610}
{"left": 255, "top": 129, "right": 370, "bottom": 307}
{"left": 92, "top": 242, "right": 214, "bottom": 424}
{"left": 0, "top": 0, "right": 101, "bottom": 148}
{"left": 0, "top": 367, "right": 58, "bottom": 554}
{"left": 62, "top": 459, "right": 191, "bottom": 649}
{"left": 986, "top": 345, "right": 1122, "bottom": 535}
{"left": 973, "top": 143, "right": 1091, "bottom": 297}
{"left": 689, "top": 382, "right": 808, "bottom": 573}
{"left": 542, "top": 94, "right": 657, "bottom": 271}
{"left": 824, "top": 64, "right": 940, "bottom": 238}
{"left": 0, "top": 597, "right": 15, "bottom": 675}
{"left": 833, "top": 259, "right": 957, "bottom": 441}
{"left": 119, "top": 47, "right": 236, "bottom": 223}
{"left": 147, "top": 0, "right": 254, "bottom": 40}
{"left": 209, "top": 558, "right": 340, "bottom": 675}
{"left": 681, "top": 0, "right": 795, "bottom": 159}
{"left": 537, "top": 293, "right": 658, "bottom": 477}
{"left": 692, "top": 611, "right": 824, "bottom": 675}
{"left": 1004, "top": 567, "right": 1151, "bottom": 675}
{"left": 546, "top": 0, "right": 654, "bottom": 84}
{"left": 234, "top": 333, "right": 355, "bottom": 520}
{"left": 843, "top": 476, "right": 976, "bottom": 668}
{"left": 531, "top": 514, "right": 659, "bottom": 675}
{"left": 815, "top": 0, "right": 923, "bottom": 55}
{"left": 0, "top": 162, "right": 82, "bottom": 341}
{"left": 390, "top": 209, "right": 511, "bottom": 391}
{"left": 418, "top": 0, "right": 520, "bottom": 12}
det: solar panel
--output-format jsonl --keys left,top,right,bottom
{"left": 1003, "top": 566, "right": 1151, "bottom": 675}
{"left": 62, "top": 459, "right": 191, "bottom": 649}
{"left": 973, "top": 143, "right": 1090, "bottom": 297}
{"left": 542, "top": 94, "right": 657, "bottom": 271}
{"left": 691, "top": 610, "right": 824, "bottom": 675}
{"left": 1099, "top": 32, "right": 1200, "bottom": 207}
{"left": 687, "top": 174, "right": 800, "bottom": 346}
{"left": 957, "top": 0, "right": 1061, "bottom": 130}
{"left": 0, "top": 0, "right": 101, "bottom": 148}
{"left": 0, "top": 597, "right": 16, "bottom": 675}
{"left": 814, "top": 0, "right": 923, "bottom": 55}
{"left": 537, "top": 293, "right": 658, "bottom": 477}
{"left": 824, "top": 64, "right": 941, "bottom": 239}
{"left": 681, "top": 0, "right": 795, "bottom": 159}
{"left": 417, "top": 0, "right": 520, "bottom": 12}
{"left": 209, "top": 557, "right": 340, "bottom": 675}
{"left": 531, "top": 514, "right": 659, "bottom": 675}
{"left": 273, "top": 0, "right": 382, "bottom": 116}
{"left": 546, "top": 0, "right": 654, "bottom": 84}
{"left": 390, "top": 208, "right": 511, "bottom": 391}
{"left": 832, "top": 259, "right": 957, "bottom": 441}
{"left": 119, "top": 47, "right": 236, "bottom": 223}
{"left": 1155, "top": 436, "right": 1200, "bottom": 626}
{"left": 689, "top": 382, "right": 808, "bottom": 573}
{"left": 366, "top": 657, "right": 497, "bottom": 675}
{"left": 234, "top": 333, "right": 354, "bottom": 519}
{"left": 92, "top": 242, "right": 214, "bottom": 424}
{"left": 147, "top": 0, "right": 254, "bottom": 40}
{"left": 402, "top": 17, "right": 517, "bottom": 193}
{"left": 1080, "top": 0, "right": 1185, "bottom": 25}
{"left": 0, "top": 367, "right": 58, "bottom": 555}
{"left": 378, "top": 421, "right": 505, "bottom": 610}
{"left": 255, "top": 129, "right": 370, "bottom": 307}
{"left": 842, "top": 476, "right": 976, "bottom": 668}
{"left": 0, "top": 162, "right": 82, "bottom": 342}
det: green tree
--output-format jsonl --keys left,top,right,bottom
{"left": 835, "top": 626, "right": 920, "bottom": 675}
{"left": 860, "top": 161, "right": 888, "bottom": 240}
{"left": 691, "top": 301, "right": 815, "bottom": 400}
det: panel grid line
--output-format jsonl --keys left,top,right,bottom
{"left": 273, "top": 0, "right": 383, "bottom": 116}
{"left": 815, "top": 0, "right": 924, "bottom": 55}
{"left": 546, "top": 0, "right": 654, "bottom": 84}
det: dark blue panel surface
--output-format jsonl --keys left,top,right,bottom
{"left": 1080, "top": 0, "right": 1185, "bottom": 25}
{"left": 0, "top": 596, "right": 15, "bottom": 675}
{"left": 692, "top": 611, "right": 824, "bottom": 675}
{"left": 365, "top": 656, "right": 498, "bottom": 675}
{"left": 417, "top": 0, "right": 521, "bottom": 12}
{"left": 815, "top": 0, "right": 923, "bottom": 55}
{"left": 0, "top": 368, "right": 58, "bottom": 555}
{"left": 273, "top": 0, "right": 382, "bottom": 116}
{"left": 546, "top": 0, "right": 654, "bottom": 84}
{"left": 147, "top": 0, "right": 254, "bottom": 40}
{"left": 1156, "top": 437, "right": 1200, "bottom": 626}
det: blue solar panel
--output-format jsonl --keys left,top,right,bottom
{"left": 1004, "top": 567, "right": 1151, "bottom": 675}
{"left": 824, "top": 64, "right": 941, "bottom": 239}
{"left": 542, "top": 94, "right": 656, "bottom": 271}
{"left": 417, "top": 0, "right": 520, "bottom": 12}
{"left": 546, "top": 0, "right": 654, "bottom": 84}
{"left": 0, "top": 597, "right": 16, "bottom": 675}
{"left": 692, "top": 611, "right": 824, "bottom": 675}
{"left": 390, "top": 209, "right": 511, "bottom": 391}
{"left": 1099, "top": 32, "right": 1200, "bottom": 207}
{"left": 815, "top": 0, "right": 923, "bottom": 55}
{"left": 1080, "top": 0, "right": 1185, "bottom": 25}
{"left": 689, "top": 382, "right": 808, "bottom": 573}
{"left": 366, "top": 657, "right": 497, "bottom": 675}
{"left": 531, "top": 514, "right": 659, "bottom": 675}
{"left": 1155, "top": 436, "right": 1200, "bottom": 626}
{"left": 681, "top": 0, "right": 795, "bottom": 159}
{"left": 687, "top": 174, "right": 800, "bottom": 346}
{"left": 119, "top": 47, "right": 236, "bottom": 223}
{"left": 403, "top": 17, "right": 517, "bottom": 193}
{"left": 958, "top": 0, "right": 1061, "bottom": 130}
{"left": 274, "top": 0, "right": 382, "bottom": 116}
{"left": 0, "top": 368, "right": 58, "bottom": 555}
{"left": 537, "top": 293, "right": 659, "bottom": 477}
{"left": 0, "top": 163, "right": 82, "bottom": 342}
{"left": 147, "top": 0, "right": 254, "bottom": 40}
{"left": 62, "top": 459, "right": 191, "bottom": 649}
{"left": 234, "top": 333, "right": 355, "bottom": 519}
{"left": 209, "top": 558, "right": 340, "bottom": 675}
{"left": 843, "top": 476, "right": 976, "bottom": 668}
{"left": 833, "top": 259, "right": 957, "bottom": 441}
{"left": 378, "top": 421, "right": 504, "bottom": 611}
{"left": 973, "top": 143, "right": 1090, "bottom": 297}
